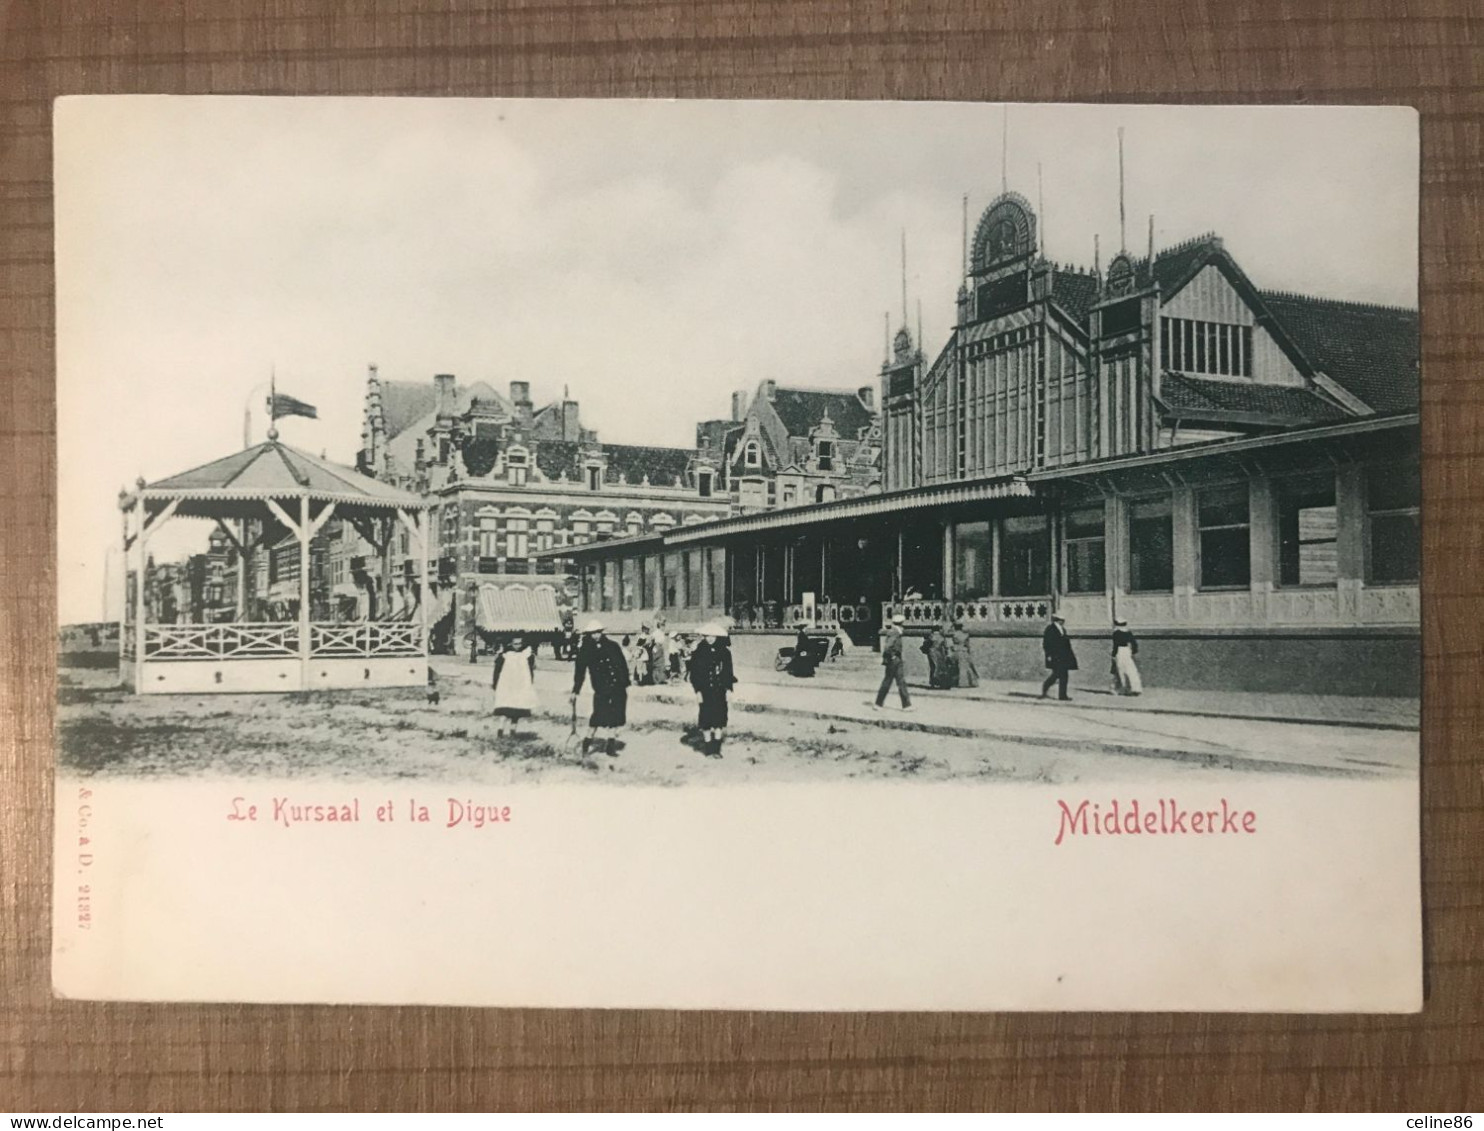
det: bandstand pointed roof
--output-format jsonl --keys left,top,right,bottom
{"left": 131, "top": 440, "right": 427, "bottom": 516}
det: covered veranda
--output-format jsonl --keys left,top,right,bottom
{"left": 119, "top": 439, "right": 432, "bottom": 694}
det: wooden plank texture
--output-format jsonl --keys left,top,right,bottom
{"left": 2, "top": 0, "right": 1480, "bottom": 1112}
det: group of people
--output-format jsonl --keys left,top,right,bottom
{"left": 870, "top": 610, "right": 1144, "bottom": 710}
{"left": 620, "top": 623, "right": 694, "bottom": 687}
{"left": 919, "top": 620, "right": 980, "bottom": 690}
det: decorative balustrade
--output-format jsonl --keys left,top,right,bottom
{"left": 140, "top": 621, "right": 424, "bottom": 661}
{"left": 729, "top": 602, "right": 862, "bottom": 632}
{"left": 144, "top": 622, "right": 300, "bottom": 660}
{"left": 310, "top": 622, "right": 423, "bottom": 657}
{"left": 886, "top": 598, "right": 1052, "bottom": 628}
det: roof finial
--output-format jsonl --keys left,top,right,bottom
{"left": 1118, "top": 127, "right": 1127, "bottom": 254}
{"left": 267, "top": 362, "right": 279, "bottom": 442}
{"left": 1001, "top": 105, "right": 1009, "bottom": 195}
{"left": 1037, "top": 162, "right": 1045, "bottom": 257}
{"left": 900, "top": 228, "right": 908, "bottom": 327}
{"left": 961, "top": 192, "right": 969, "bottom": 278}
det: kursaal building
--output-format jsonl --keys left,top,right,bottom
{"left": 554, "top": 189, "right": 1420, "bottom": 697}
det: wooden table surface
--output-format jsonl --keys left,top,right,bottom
{"left": 2, "top": 0, "right": 1480, "bottom": 1112}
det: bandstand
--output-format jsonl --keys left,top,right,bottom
{"left": 118, "top": 439, "right": 432, "bottom": 694}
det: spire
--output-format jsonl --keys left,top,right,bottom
{"left": 883, "top": 311, "right": 890, "bottom": 365}
{"left": 1094, "top": 233, "right": 1101, "bottom": 276}
{"left": 916, "top": 298, "right": 923, "bottom": 359}
{"left": 1000, "top": 105, "right": 1009, "bottom": 195}
{"left": 1118, "top": 126, "right": 1127, "bottom": 254}
{"left": 1148, "top": 213, "right": 1155, "bottom": 263}
{"left": 900, "top": 228, "right": 908, "bottom": 326}
{"left": 267, "top": 363, "right": 279, "bottom": 442}
{"left": 1037, "top": 162, "right": 1045, "bottom": 257}
{"left": 961, "top": 192, "right": 969, "bottom": 278}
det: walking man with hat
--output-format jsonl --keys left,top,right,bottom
{"left": 873, "top": 612, "right": 914, "bottom": 711}
{"left": 1040, "top": 612, "right": 1079, "bottom": 701}
{"left": 688, "top": 621, "right": 737, "bottom": 757}
{"left": 570, "top": 618, "right": 631, "bottom": 757}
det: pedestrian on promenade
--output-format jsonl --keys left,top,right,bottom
{"left": 570, "top": 618, "right": 631, "bottom": 757}
{"left": 787, "top": 622, "right": 821, "bottom": 677}
{"left": 627, "top": 630, "right": 648, "bottom": 685}
{"left": 1111, "top": 618, "right": 1143, "bottom": 696}
{"left": 652, "top": 620, "right": 671, "bottom": 685}
{"left": 874, "top": 613, "right": 914, "bottom": 711}
{"left": 1040, "top": 612, "right": 1079, "bottom": 701}
{"left": 952, "top": 619, "right": 980, "bottom": 688}
{"left": 922, "top": 626, "right": 956, "bottom": 688}
{"left": 491, "top": 633, "right": 538, "bottom": 737}
{"left": 689, "top": 622, "right": 737, "bottom": 758}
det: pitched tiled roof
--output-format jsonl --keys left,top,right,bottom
{"left": 769, "top": 387, "right": 875, "bottom": 439}
{"left": 378, "top": 379, "right": 508, "bottom": 440}
{"left": 1157, "top": 373, "right": 1350, "bottom": 426}
{"left": 1050, "top": 269, "right": 1100, "bottom": 322}
{"left": 601, "top": 443, "right": 691, "bottom": 486}
{"left": 1137, "top": 233, "right": 1225, "bottom": 295}
{"left": 1259, "top": 292, "right": 1419, "bottom": 414}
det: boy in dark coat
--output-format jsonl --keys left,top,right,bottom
{"left": 1040, "top": 612, "right": 1078, "bottom": 701}
{"left": 688, "top": 622, "right": 737, "bottom": 757}
{"left": 570, "top": 619, "right": 631, "bottom": 757}
{"left": 873, "top": 613, "right": 914, "bottom": 710}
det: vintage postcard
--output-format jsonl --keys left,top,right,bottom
{"left": 52, "top": 97, "right": 1422, "bottom": 1010}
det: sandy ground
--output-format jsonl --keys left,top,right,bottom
{"left": 56, "top": 658, "right": 1414, "bottom": 787}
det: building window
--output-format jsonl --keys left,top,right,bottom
{"left": 782, "top": 484, "right": 796, "bottom": 507}
{"left": 586, "top": 465, "right": 602, "bottom": 491}
{"left": 744, "top": 440, "right": 760, "bottom": 467}
{"left": 954, "top": 521, "right": 992, "bottom": 599}
{"left": 661, "top": 554, "right": 679, "bottom": 608}
{"left": 1129, "top": 497, "right": 1174, "bottom": 592}
{"left": 535, "top": 518, "right": 554, "bottom": 552}
{"left": 739, "top": 480, "right": 766, "bottom": 509}
{"left": 650, "top": 512, "right": 676, "bottom": 531}
{"left": 684, "top": 551, "right": 701, "bottom": 608}
{"left": 570, "top": 518, "right": 591, "bottom": 544}
{"left": 1161, "top": 317, "right": 1252, "bottom": 377}
{"left": 815, "top": 484, "right": 836, "bottom": 504}
{"left": 708, "top": 548, "right": 724, "bottom": 608}
{"left": 1063, "top": 506, "right": 1106, "bottom": 594}
{"left": 506, "top": 450, "right": 528, "bottom": 486}
{"left": 1367, "top": 464, "right": 1420, "bottom": 584}
{"left": 505, "top": 517, "right": 529, "bottom": 561}
{"left": 1001, "top": 515, "right": 1050, "bottom": 597}
{"left": 698, "top": 470, "right": 713, "bottom": 498}
{"left": 478, "top": 518, "right": 501, "bottom": 562}
{"left": 1198, "top": 485, "right": 1251, "bottom": 588}
{"left": 600, "top": 562, "right": 615, "bottom": 612}
{"left": 595, "top": 512, "right": 617, "bottom": 540}
{"left": 816, "top": 439, "right": 834, "bottom": 471}
{"left": 625, "top": 512, "right": 643, "bottom": 537}
{"left": 1278, "top": 475, "right": 1338, "bottom": 586}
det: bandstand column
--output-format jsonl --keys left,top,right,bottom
{"left": 419, "top": 507, "right": 431, "bottom": 661}
{"left": 134, "top": 502, "right": 147, "bottom": 678}
{"left": 299, "top": 494, "right": 311, "bottom": 689}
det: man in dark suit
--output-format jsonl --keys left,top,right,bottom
{"left": 1040, "top": 612, "right": 1078, "bottom": 701}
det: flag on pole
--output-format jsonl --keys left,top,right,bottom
{"left": 267, "top": 392, "right": 318, "bottom": 421}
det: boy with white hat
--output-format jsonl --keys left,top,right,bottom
{"left": 873, "top": 612, "right": 914, "bottom": 711}
{"left": 570, "top": 618, "right": 631, "bottom": 757}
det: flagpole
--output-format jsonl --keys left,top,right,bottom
{"left": 243, "top": 379, "right": 271, "bottom": 449}
{"left": 267, "top": 364, "right": 279, "bottom": 442}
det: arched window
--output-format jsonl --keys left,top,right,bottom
{"left": 743, "top": 440, "right": 760, "bottom": 468}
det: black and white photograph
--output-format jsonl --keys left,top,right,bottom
{"left": 52, "top": 97, "right": 1422, "bottom": 1011}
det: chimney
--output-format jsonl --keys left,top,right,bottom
{"left": 510, "top": 380, "right": 532, "bottom": 407}
{"left": 730, "top": 390, "right": 748, "bottom": 422}
{"left": 562, "top": 399, "right": 581, "bottom": 441}
{"left": 857, "top": 386, "right": 875, "bottom": 410}
{"left": 434, "top": 373, "right": 456, "bottom": 417}
{"left": 761, "top": 379, "right": 777, "bottom": 402}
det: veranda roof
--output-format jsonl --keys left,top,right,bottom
{"left": 475, "top": 585, "right": 564, "bottom": 634}
{"left": 126, "top": 440, "right": 426, "bottom": 516}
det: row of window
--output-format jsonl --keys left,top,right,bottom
{"left": 952, "top": 466, "right": 1419, "bottom": 598}
{"left": 1161, "top": 317, "right": 1254, "bottom": 378}
{"left": 583, "top": 550, "right": 726, "bottom": 612}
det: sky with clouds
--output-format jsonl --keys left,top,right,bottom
{"left": 55, "top": 97, "right": 1418, "bottom": 624}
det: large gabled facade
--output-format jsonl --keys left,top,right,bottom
{"left": 698, "top": 379, "right": 882, "bottom": 512}
{"left": 559, "top": 188, "right": 1421, "bottom": 696}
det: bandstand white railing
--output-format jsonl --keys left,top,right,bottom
{"left": 310, "top": 622, "right": 422, "bottom": 657}
{"left": 142, "top": 621, "right": 422, "bottom": 661}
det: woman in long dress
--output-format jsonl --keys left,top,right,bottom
{"left": 1111, "top": 618, "right": 1143, "bottom": 696}
{"left": 951, "top": 619, "right": 979, "bottom": 688}
{"left": 491, "top": 633, "right": 539, "bottom": 736}
{"left": 689, "top": 623, "right": 737, "bottom": 758}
